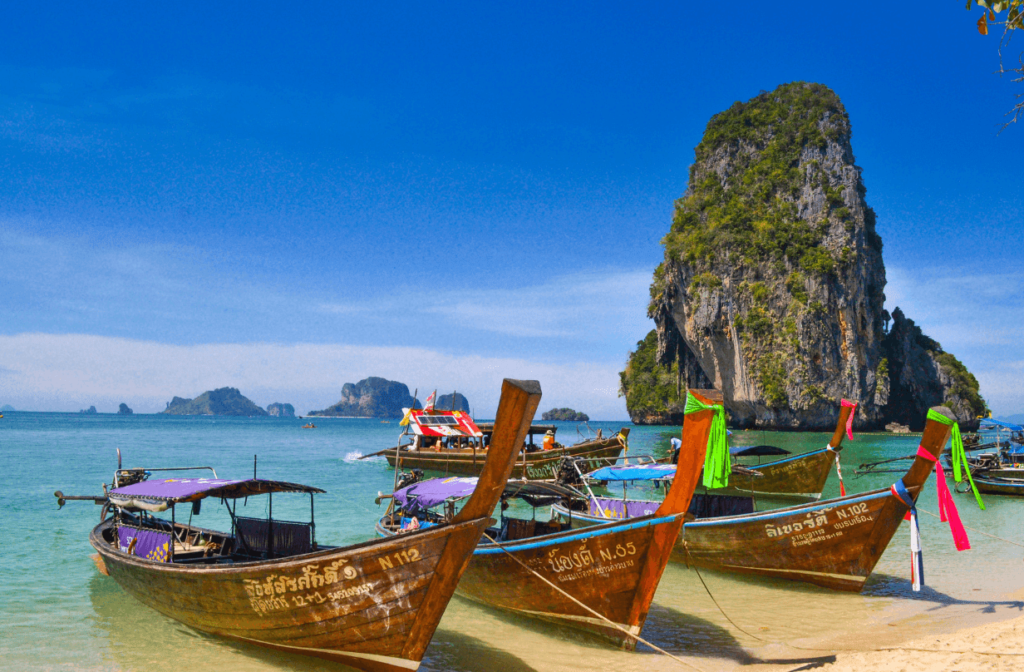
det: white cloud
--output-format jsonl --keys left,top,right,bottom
{"left": 0, "top": 333, "right": 629, "bottom": 419}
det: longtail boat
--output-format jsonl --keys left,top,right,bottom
{"left": 382, "top": 410, "right": 627, "bottom": 480}
{"left": 376, "top": 388, "right": 721, "bottom": 648}
{"left": 55, "top": 378, "right": 542, "bottom": 672}
{"left": 698, "top": 399, "right": 857, "bottom": 500}
{"left": 554, "top": 401, "right": 960, "bottom": 592}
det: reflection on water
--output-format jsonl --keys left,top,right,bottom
{"left": 4, "top": 414, "right": 1024, "bottom": 672}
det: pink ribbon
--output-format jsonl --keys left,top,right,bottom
{"left": 915, "top": 446, "right": 971, "bottom": 551}
{"left": 840, "top": 399, "right": 857, "bottom": 441}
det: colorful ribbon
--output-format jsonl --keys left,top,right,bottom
{"left": 890, "top": 479, "right": 923, "bottom": 591}
{"left": 685, "top": 391, "right": 729, "bottom": 489}
{"left": 840, "top": 399, "right": 857, "bottom": 441}
{"left": 833, "top": 448, "right": 846, "bottom": 497}
{"left": 927, "top": 408, "right": 985, "bottom": 510}
{"left": 915, "top": 446, "right": 971, "bottom": 551}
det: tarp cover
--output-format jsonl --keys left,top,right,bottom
{"left": 109, "top": 477, "right": 323, "bottom": 503}
{"left": 585, "top": 464, "right": 677, "bottom": 481}
{"left": 394, "top": 476, "right": 479, "bottom": 513}
{"left": 394, "top": 477, "right": 581, "bottom": 513}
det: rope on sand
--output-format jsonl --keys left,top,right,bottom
{"left": 481, "top": 531, "right": 706, "bottom": 672}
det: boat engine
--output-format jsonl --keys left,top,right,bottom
{"left": 396, "top": 469, "right": 423, "bottom": 490}
{"left": 553, "top": 457, "right": 585, "bottom": 489}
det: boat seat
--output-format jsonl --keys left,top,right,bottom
{"left": 501, "top": 517, "right": 536, "bottom": 541}
{"left": 235, "top": 516, "right": 313, "bottom": 557}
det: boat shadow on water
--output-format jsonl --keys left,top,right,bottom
{"left": 640, "top": 602, "right": 836, "bottom": 669}
{"left": 863, "top": 572, "right": 1024, "bottom": 612}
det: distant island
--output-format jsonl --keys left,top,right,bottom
{"left": 0, "top": 404, "right": 14, "bottom": 412}
{"left": 118, "top": 403, "right": 133, "bottom": 415}
{"left": 79, "top": 406, "right": 98, "bottom": 414}
{"left": 162, "top": 387, "right": 268, "bottom": 416}
{"left": 435, "top": 392, "right": 470, "bottom": 413}
{"left": 267, "top": 402, "right": 295, "bottom": 417}
{"left": 309, "top": 377, "right": 420, "bottom": 418}
{"left": 542, "top": 408, "right": 589, "bottom": 421}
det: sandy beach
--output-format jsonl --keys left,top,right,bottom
{"left": 819, "top": 615, "right": 1024, "bottom": 672}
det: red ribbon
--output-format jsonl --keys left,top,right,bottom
{"left": 915, "top": 445, "right": 970, "bottom": 551}
{"left": 840, "top": 399, "right": 857, "bottom": 441}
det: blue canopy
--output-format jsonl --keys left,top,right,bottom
{"left": 585, "top": 464, "right": 677, "bottom": 481}
{"left": 980, "top": 419, "right": 1024, "bottom": 431}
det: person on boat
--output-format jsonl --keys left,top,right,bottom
{"left": 543, "top": 430, "right": 556, "bottom": 451}
{"left": 670, "top": 437, "right": 682, "bottom": 464}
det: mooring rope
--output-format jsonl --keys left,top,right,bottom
{"left": 481, "top": 531, "right": 706, "bottom": 672}
{"left": 917, "top": 507, "right": 1024, "bottom": 549}
{"left": 682, "top": 542, "right": 767, "bottom": 643}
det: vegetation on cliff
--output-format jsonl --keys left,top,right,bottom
{"left": 162, "top": 387, "right": 268, "bottom": 416}
{"left": 619, "top": 330, "right": 686, "bottom": 423}
{"left": 542, "top": 408, "right": 590, "bottom": 421}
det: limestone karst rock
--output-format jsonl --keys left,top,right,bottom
{"left": 621, "top": 82, "right": 984, "bottom": 429}
{"left": 308, "top": 377, "right": 420, "bottom": 418}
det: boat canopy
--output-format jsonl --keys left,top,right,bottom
{"left": 405, "top": 409, "right": 483, "bottom": 438}
{"left": 980, "top": 419, "right": 1024, "bottom": 432}
{"left": 108, "top": 477, "right": 324, "bottom": 505}
{"left": 585, "top": 464, "right": 678, "bottom": 481}
{"left": 729, "top": 445, "right": 791, "bottom": 457}
{"left": 394, "top": 477, "right": 579, "bottom": 512}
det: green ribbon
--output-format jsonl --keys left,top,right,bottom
{"left": 685, "top": 391, "right": 730, "bottom": 489}
{"left": 927, "top": 408, "right": 985, "bottom": 510}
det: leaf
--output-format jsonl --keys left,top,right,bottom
{"left": 979, "top": 12, "right": 990, "bottom": 34}
{"left": 990, "top": 9, "right": 996, "bottom": 20}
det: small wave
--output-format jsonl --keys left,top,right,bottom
{"left": 344, "top": 451, "right": 364, "bottom": 462}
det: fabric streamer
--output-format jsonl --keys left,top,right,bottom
{"left": 927, "top": 408, "right": 985, "bottom": 510}
{"left": 833, "top": 448, "right": 846, "bottom": 497}
{"left": 915, "top": 446, "right": 971, "bottom": 551}
{"left": 840, "top": 399, "right": 857, "bottom": 441}
{"left": 685, "top": 391, "right": 730, "bottom": 489}
{"left": 891, "top": 479, "right": 924, "bottom": 591}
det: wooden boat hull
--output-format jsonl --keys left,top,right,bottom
{"left": 378, "top": 513, "right": 684, "bottom": 649}
{"left": 554, "top": 487, "right": 911, "bottom": 592}
{"left": 386, "top": 438, "right": 624, "bottom": 480}
{"left": 972, "top": 475, "right": 1024, "bottom": 496}
{"left": 725, "top": 447, "right": 836, "bottom": 499}
{"left": 92, "top": 516, "right": 490, "bottom": 672}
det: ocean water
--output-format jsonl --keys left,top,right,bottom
{"left": 2, "top": 412, "right": 1023, "bottom": 672}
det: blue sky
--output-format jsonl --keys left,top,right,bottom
{"left": 1, "top": 3, "right": 1021, "bottom": 418}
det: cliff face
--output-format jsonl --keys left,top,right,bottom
{"left": 162, "top": 387, "right": 268, "bottom": 416}
{"left": 435, "top": 393, "right": 470, "bottom": 413}
{"left": 309, "top": 377, "right": 419, "bottom": 418}
{"left": 881, "top": 308, "right": 985, "bottom": 430}
{"left": 266, "top": 402, "right": 295, "bottom": 417}
{"left": 623, "top": 82, "right": 983, "bottom": 429}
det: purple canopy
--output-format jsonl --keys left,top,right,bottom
{"left": 109, "top": 477, "right": 324, "bottom": 504}
{"left": 394, "top": 477, "right": 479, "bottom": 513}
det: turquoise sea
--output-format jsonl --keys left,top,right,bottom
{"left": 3, "top": 412, "right": 1023, "bottom": 672}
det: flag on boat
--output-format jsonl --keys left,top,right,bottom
{"left": 424, "top": 390, "right": 437, "bottom": 412}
